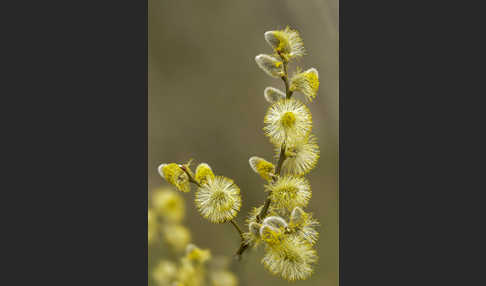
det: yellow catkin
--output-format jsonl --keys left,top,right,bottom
{"left": 264, "top": 26, "right": 305, "bottom": 60}
{"left": 186, "top": 244, "right": 211, "bottom": 264}
{"left": 152, "top": 260, "right": 178, "bottom": 286}
{"left": 195, "top": 176, "right": 242, "bottom": 223}
{"left": 278, "top": 134, "right": 320, "bottom": 176}
{"left": 249, "top": 156, "right": 275, "bottom": 181}
{"left": 158, "top": 163, "right": 191, "bottom": 193}
{"left": 152, "top": 188, "right": 185, "bottom": 223}
{"left": 255, "top": 54, "right": 284, "bottom": 78}
{"left": 163, "top": 224, "right": 191, "bottom": 252}
{"left": 289, "top": 68, "right": 319, "bottom": 102}
{"left": 265, "top": 175, "right": 311, "bottom": 212}
{"left": 263, "top": 98, "right": 312, "bottom": 146}
{"left": 195, "top": 163, "right": 215, "bottom": 185}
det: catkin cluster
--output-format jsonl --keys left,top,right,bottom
{"left": 157, "top": 26, "right": 321, "bottom": 281}
{"left": 246, "top": 26, "right": 320, "bottom": 281}
{"left": 149, "top": 187, "right": 238, "bottom": 286}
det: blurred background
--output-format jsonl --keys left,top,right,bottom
{"left": 148, "top": 0, "right": 338, "bottom": 285}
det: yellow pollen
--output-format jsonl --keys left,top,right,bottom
{"left": 212, "top": 190, "right": 226, "bottom": 201}
{"left": 256, "top": 161, "right": 275, "bottom": 181}
{"left": 306, "top": 72, "right": 319, "bottom": 91}
{"left": 281, "top": 112, "right": 296, "bottom": 128}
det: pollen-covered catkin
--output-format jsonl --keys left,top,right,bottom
{"left": 290, "top": 68, "right": 320, "bottom": 102}
{"left": 158, "top": 163, "right": 191, "bottom": 193}
{"left": 195, "top": 163, "right": 215, "bottom": 185}
{"left": 278, "top": 134, "right": 320, "bottom": 176}
{"left": 249, "top": 156, "right": 275, "bottom": 181}
{"left": 152, "top": 188, "right": 185, "bottom": 223}
{"left": 266, "top": 175, "right": 312, "bottom": 212}
{"left": 264, "top": 26, "right": 305, "bottom": 60}
{"left": 289, "top": 207, "right": 319, "bottom": 245}
{"left": 195, "top": 176, "right": 242, "bottom": 223}
{"left": 261, "top": 236, "right": 317, "bottom": 281}
{"left": 186, "top": 244, "right": 211, "bottom": 264}
{"left": 263, "top": 98, "right": 312, "bottom": 146}
{"left": 163, "top": 224, "right": 191, "bottom": 252}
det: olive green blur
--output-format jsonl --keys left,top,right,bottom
{"left": 149, "top": 1, "right": 338, "bottom": 285}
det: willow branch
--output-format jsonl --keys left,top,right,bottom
{"left": 235, "top": 242, "right": 249, "bottom": 261}
{"left": 236, "top": 53, "right": 293, "bottom": 259}
{"left": 255, "top": 52, "right": 291, "bottom": 223}
{"left": 230, "top": 220, "right": 244, "bottom": 240}
{"left": 179, "top": 165, "right": 201, "bottom": 187}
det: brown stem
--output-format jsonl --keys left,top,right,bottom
{"left": 237, "top": 51, "right": 294, "bottom": 259}
{"left": 278, "top": 51, "right": 293, "bottom": 99}
{"left": 179, "top": 165, "right": 201, "bottom": 187}
{"left": 235, "top": 242, "right": 249, "bottom": 261}
{"left": 275, "top": 143, "right": 287, "bottom": 175}
{"left": 230, "top": 220, "right": 244, "bottom": 240}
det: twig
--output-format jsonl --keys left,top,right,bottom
{"left": 237, "top": 52, "right": 293, "bottom": 258}
{"left": 230, "top": 220, "right": 244, "bottom": 240}
{"left": 179, "top": 165, "right": 202, "bottom": 187}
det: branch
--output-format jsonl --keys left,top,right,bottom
{"left": 237, "top": 52, "right": 293, "bottom": 258}
{"left": 230, "top": 219, "right": 244, "bottom": 240}
{"left": 179, "top": 164, "right": 201, "bottom": 187}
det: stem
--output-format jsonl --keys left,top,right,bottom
{"left": 282, "top": 74, "right": 290, "bottom": 98}
{"left": 230, "top": 220, "right": 244, "bottom": 240}
{"left": 275, "top": 143, "right": 287, "bottom": 175}
{"left": 179, "top": 165, "right": 201, "bottom": 187}
{"left": 257, "top": 198, "right": 272, "bottom": 223}
{"left": 279, "top": 51, "right": 293, "bottom": 99}
{"left": 255, "top": 52, "right": 291, "bottom": 222}
{"left": 235, "top": 51, "right": 294, "bottom": 259}
{"left": 235, "top": 242, "right": 249, "bottom": 261}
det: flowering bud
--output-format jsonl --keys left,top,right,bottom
{"left": 264, "top": 26, "right": 305, "bottom": 60}
{"left": 262, "top": 216, "right": 288, "bottom": 230}
{"left": 264, "top": 87, "right": 286, "bottom": 103}
{"left": 158, "top": 163, "right": 191, "bottom": 193}
{"left": 260, "top": 224, "right": 283, "bottom": 245}
{"left": 249, "top": 156, "right": 275, "bottom": 181}
{"left": 195, "top": 162, "right": 215, "bottom": 185}
{"left": 289, "top": 206, "right": 306, "bottom": 227}
{"left": 255, "top": 54, "right": 284, "bottom": 78}
{"left": 289, "top": 68, "right": 319, "bottom": 102}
